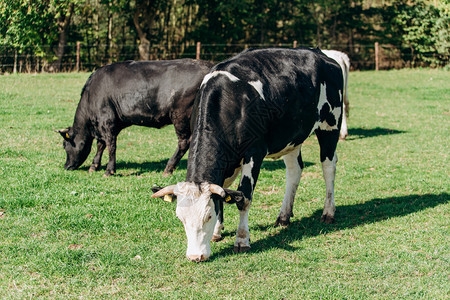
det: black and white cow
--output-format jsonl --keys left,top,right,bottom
{"left": 57, "top": 59, "right": 213, "bottom": 176}
{"left": 152, "top": 48, "right": 343, "bottom": 262}
{"left": 322, "top": 50, "right": 350, "bottom": 139}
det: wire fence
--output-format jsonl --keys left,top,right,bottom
{"left": 1, "top": 42, "right": 448, "bottom": 74}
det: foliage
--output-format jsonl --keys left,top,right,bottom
{"left": 0, "top": 69, "right": 449, "bottom": 298}
{"left": 389, "top": 0, "right": 450, "bottom": 66}
{"left": 0, "top": 0, "right": 52, "bottom": 52}
{"left": 0, "top": 0, "right": 449, "bottom": 71}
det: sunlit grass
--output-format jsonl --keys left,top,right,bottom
{"left": 0, "top": 69, "right": 448, "bottom": 298}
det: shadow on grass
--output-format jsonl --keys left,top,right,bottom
{"left": 79, "top": 159, "right": 187, "bottom": 175}
{"left": 116, "top": 159, "right": 188, "bottom": 174}
{"left": 347, "top": 127, "right": 405, "bottom": 140}
{"left": 212, "top": 193, "right": 449, "bottom": 258}
{"left": 261, "top": 160, "right": 314, "bottom": 171}
{"left": 83, "top": 158, "right": 314, "bottom": 175}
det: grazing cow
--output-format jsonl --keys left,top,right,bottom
{"left": 321, "top": 50, "right": 350, "bottom": 140}
{"left": 152, "top": 48, "right": 343, "bottom": 262}
{"left": 57, "top": 59, "right": 213, "bottom": 176}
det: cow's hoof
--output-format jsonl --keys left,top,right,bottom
{"left": 162, "top": 171, "right": 173, "bottom": 177}
{"left": 89, "top": 164, "right": 100, "bottom": 173}
{"left": 321, "top": 214, "right": 335, "bottom": 224}
{"left": 274, "top": 216, "right": 290, "bottom": 227}
{"left": 103, "top": 171, "right": 114, "bottom": 177}
{"left": 233, "top": 245, "right": 251, "bottom": 253}
{"left": 211, "top": 235, "right": 222, "bottom": 242}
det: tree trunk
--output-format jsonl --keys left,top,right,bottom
{"left": 53, "top": 3, "right": 74, "bottom": 72}
{"left": 133, "top": 9, "right": 151, "bottom": 61}
{"left": 105, "top": 2, "right": 113, "bottom": 64}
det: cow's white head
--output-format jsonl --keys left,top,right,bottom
{"left": 152, "top": 182, "right": 244, "bottom": 262}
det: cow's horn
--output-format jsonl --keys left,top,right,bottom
{"left": 209, "top": 184, "right": 226, "bottom": 198}
{"left": 152, "top": 185, "right": 177, "bottom": 198}
{"left": 55, "top": 128, "right": 69, "bottom": 133}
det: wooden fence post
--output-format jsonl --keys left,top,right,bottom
{"left": 196, "top": 42, "right": 201, "bottom": 60}
{"left": 76, "top": 41, "right": 81, "bottom": 72}
{"left": 375, "top": 42, "right": 379, "bottom": 71}
{"left": 13, "top": 50, "right": 17, "bottom": 74}
{"left": 293, "top": 40, "right": 297, "bottom": 48}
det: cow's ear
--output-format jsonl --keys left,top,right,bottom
{"left": 222, "top": 189, "right": 245, "bottom": 204}
{"left": 151, "top": 187, "right": 163, "bottom": 194}
{"left": 55, "top": 127, "right": 72, "bottom": 140}
{"left": 151, "top": 185, "right": 177, "bottom": 202}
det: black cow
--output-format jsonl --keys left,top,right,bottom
{"left": 57, "top": 59, "right": 213, "bottom": 176}
{"left": 152, "top": 48, "right": 343, "bottom": 262}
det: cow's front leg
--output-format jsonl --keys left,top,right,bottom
{"left": 89, "top": 140, "right": 106, "bottom": 173}
{"left": 234, "top": 202, "right": 251, "bottom": 253}
{"left": 104, "top": 135, "right": 117, "bottom": 177}
{"left": 234, "top": 155, "right": 262, "bottom": 253}
{"left": 275, "top": 146, "right": 303, "bottom": 226}
{"left": 212, "top": 167, "right": 241, "bottom": 242}
{"left": 212, "top": 200, "right": 224, "bottom": 242}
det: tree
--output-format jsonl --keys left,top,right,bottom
{"left": 51, "top": 1, "right": 76, "bottom": 71}
{"left": 132, "top": 0, "right": 165, "bottom": 60}
{"left": 0, "top": 0, "right": 52, "bottom": 72}
{"left": 393, "top": 1, "right": 449, "bottom": 66}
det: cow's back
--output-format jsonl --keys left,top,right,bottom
{"left": 82, "top": 59, "right": 212, "bottom": 128}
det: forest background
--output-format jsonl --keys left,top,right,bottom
{"left": 0, "top": 0, "right": 449, "bottom": 73}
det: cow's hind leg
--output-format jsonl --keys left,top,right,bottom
{"left": 89, "top": 140, "right": 106, "bottom": 173}
{"left": 316, "top": 130, "right": 339, "bottom": 224}
{"left": 339, "top": 98, "right": 349, "bottom": 140}
{"left": 163, "top": 121, "right": 190, "bottom": 177}
{"left": 104, "top": 135, "right": 117, "bottom": 177}
{"left": 275, "top": 146, "right": 303, "bottom": 226}
{"left": 163, "top": 137, "right": 189, "bottom": 177}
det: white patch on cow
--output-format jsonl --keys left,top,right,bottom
{"left": 173, "top": 182, "right": 217, "bottom": 261}
{"left": 200, "top": 70, "right": 240, "bottom": 87}
{"left": 317, "top": 82, "right": 329, "bottom": 111}
{"left": 241, "top": 157, "right": 255, "bottom": 189}
{"left": 266, "top": 143, "right": 298, "bottom": 160}
{"left": 248, "top": 80, "right": 265, "bottom": 100}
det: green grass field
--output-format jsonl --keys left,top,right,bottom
{"left": 0, "top": 69, "right": 449, "bottom": 298}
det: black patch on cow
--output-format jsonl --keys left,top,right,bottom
{"left": 238, "top": 176, "right": 254, "bottom": 206}
{"left": 319, "top": 102, "right": 337, "bottom": 127}
{"left": 316, "top": 129, "right": 339, "bottom": 162}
